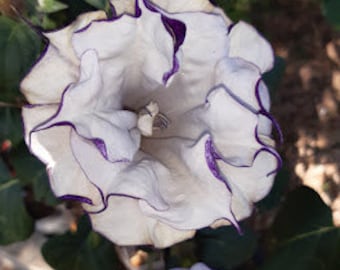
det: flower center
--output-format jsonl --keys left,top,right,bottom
{"left": 137, "top": 101, "right": 170, "bottom": 137}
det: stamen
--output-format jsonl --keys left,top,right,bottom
{"left": 137, "top": 101, "right": 170, "bottom": 136}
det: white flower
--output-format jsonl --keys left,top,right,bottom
{"left": 171, "top": 262, "right": 212, "bottom": 270}
{"left": 21, "top": 0, "right": 281, "bottom": 248}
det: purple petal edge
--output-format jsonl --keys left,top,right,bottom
{"left": 255, "top": 79, "right": 283, "bottom": 145}
{"left": 92, "top": 138, "right": 108, "bottom": 159}
{"left": 143, "top": 0, "right": 186, "bottom": 84}
{"left": 74, "top": 0, "right": 141, "bottom": 34}
{"left": 161, "top": 15, "right": 186, "bottom": 84}
{"left": 58, "top": 194, "right": 93, "bottom": 205}
{"left": 205, "top": 138, "right": 241, "bottom": 233}
{"left": 27, "top": 85, "right": 130, "bottom": 163}
{"left": 254, "top": 126, "right": 283, "bottom": 176}
{"left": 205, "top": 138, "right": 232, "bottom": 192}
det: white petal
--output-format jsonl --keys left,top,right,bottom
{"left": 229, "top": 21, "right": 274, "bottom": 73}
{"left": 20, "top": 11, "right": 106, "bottom": 104}
{"left": 90, "top": 196, "right": 195, "bottom": 248}
{"left": 171, "top": 263, "right": 212, "bottom": 270}
{"left": 20, "top": 46, "right": 78, "bottom": 104}
{"left": 72, "top": 2, "right": 174, "bottom": 95}
{"left": 199, "top": 87, "right": 260, "bottom": 165}
{"left": 140, "top": 135, "right": 244, "bottom": 230}
{"left": 143, "top": 11, "right": 230, "bottom": 118}
{"left": 110, "top": 0, "right": 136, "bottom": 16}
{"left": 218, "top": 150, "right": 278, "bottom": 203}
{"left": 150, "top": 0, "right": 215, "bottom": 13}
{"left": 70, "top": 130, "right": 168, "bottom": 211}
{"left": 32, "top": 50, "right": 140, "bottom": 162}
{"left": 215, "top": 57, "right": 262, "bottom": 110}
{"left": 22, "top": 106, "right": 102, "bottom": 208}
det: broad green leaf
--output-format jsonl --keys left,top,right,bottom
{"left": 10, "top": 141, "right": 57, "bottom": 205}
{"left": 36, "top": 0, "right": 68, "bottom": 13}
{"left": 263, "top": 56, "right": 286, "bottom": 97}
{"left": 272, "top": 186, "right": 333, "bottom": 241}
{"left": 260, "top": 186, "right": 339, "bottom": 270}
{"left": 261, "top": 227, "right": 340, "bottom": 270}
{"left": 42, "top": 215, "right": 121, "bottom": 270}
{"left": 83, "top": 0, "right": 109, "bottom": 10}
{"left": 195, "top": 224, "right": 257, "bottom": 270}
{"left": 256, "top": 167, "right": 289, "bottom": 211}
{"left": 0, "top": 158, "right": 10, "bottom": 183}
{"left": 165, "top": 240, "right": 197, "bottom": 269}
{"left": 0, "top": 107, "right": 23, "bottom": 146}
{"left": 11, "top": 141, "right": 46, "bottom": 185}
{"left": 212, "top": 0, "right": 252, "bottom": 21}
{"left": 32, "top": 172, "right": 58, "bottom": 206}
{"left": 0, "top": 178, "right": 34, "bottom": 244}
{"left": 0, "top": 16, "right": 42, "bottom": 102}
{"left": 322, "top": 0, "right": 340, "bottom": 30}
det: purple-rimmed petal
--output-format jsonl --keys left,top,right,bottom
{"left": 161, "top": 15, "right": 186, "bottom": 84}
{"left": 71, "top": 0, "right": 180, "bottom": 94}
{"left": 139, "top": 135, "right": 247, "bottom": 231}
{"left": 29, "top": 50, "right": 141, "bottom": 162}
{"left": 228, "top": 21, "right": 274, "bottom": 73}
{"left": 69, "top": 130, "right": 170, "bottom": 212}
{"left": 89, "top": 196, "right": 196, "bottom": 247}
{"left": 150, "top": 0, "right": 215, "bottom": 13}
{"left": 22, "top": 106, "right": 104, "bottom": 210}
{"left": 20, "top": 11, "right": 107, "bottom": 104}
{"left": 255, "top": 80, "right": 284, "bottom": 144}
{"left": 58, "top": 195, "right": 93, "bottom": 205}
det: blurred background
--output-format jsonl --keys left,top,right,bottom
{"left": 0, "top": 0, "right": 339, "bottom": 269}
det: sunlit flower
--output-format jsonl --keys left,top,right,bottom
{"left": 21, "top": 0, "right": 281, "bottom": 247}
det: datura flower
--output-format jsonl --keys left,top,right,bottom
{"left": 21, "top": 0, "right": 281, "bottom": 248}
{"left": 171, "top": 262, "right": 212, "bottom": 270}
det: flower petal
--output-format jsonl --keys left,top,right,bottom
{"left": 218, "top": 150, "right": 278, "bottom": 203}
{"left": 89, "top": 196, "right": 195, "bottom": 247}
{"left": 228, "top": 21, "right": 274, "bottom": 73}
{"left": 22, "top": 106, "right": 103, "bottom": 208}
{"left": 197, "top": 86, "right": 261, "bottom": 166}
{"left": 71, "top": 1, "right": 176, "bottom": 94}
{"left": 69, "top": 130, "right": 169, "bottom": 211}
{"left": 142, "top": 11, "right": 231, "bottom": 118}
{"left": 30, "top": 50, "right": 141, "bottom": 162}
{"left": 20, "top": 11, "right": 106, "bottom": 104}
{"left": 171, "top": 262, "right": 212, "bottom": 270}
{"left": 110, "top": 0, "right": 137, "bottom": 16}
{"left": 140, "top": 135, "right": 247, "bottom": 230}
{"left": 150, "top": 0, "right": 214, "bottom": 13}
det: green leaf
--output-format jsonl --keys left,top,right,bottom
{"left": 42, "top": 215, "right": 120, "bottom": 270}
{"left": 83, "top": 0, "right": 110, "bottom": 10}
{"left": 261, "top": 227, "right": 340, "bottom": 270}
{"left": 0, "top": 16, "right": 42, "bottom": 102}
{"left": 272, "top": 186, "right": 333, "bottom": 241}
{"left": 263, "top": 56, "right": 286, "bottom": 97}
{"left": 0, "top": 107, "right": 23, "bottom": 146}
{"left": 256, "top": 167, "right": 289, "bottom": 211}
{"left": 0, "top": 158, "right": 11, "bottom": 183}
{"left": 260, "top": 186, "right": 339, "bottom": 270}
{"left": 195, "top": 224, "right": 257, "bottom": 270}
{"left": 36, "top": 0, "right": 68, "bottom": 13}
{"left": 10, "top": 141, "right": 57, "bottom": 205}
{"left": 213, "top": 0, "right": 252, "bottom": 21}
{"left": 322, "top": 0, "right": 340, "bottom": 30}
{"left": 165, "top": 240, "right": 197, "bottom": 269}
{"left": 32, "top": 172, "right": 58, "bottom": 206}
{"left": 11, "top": 141, "right": 46, "bottom": 185}
{"left": 0, "top": 178, "right": 34, "bottom": 244}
